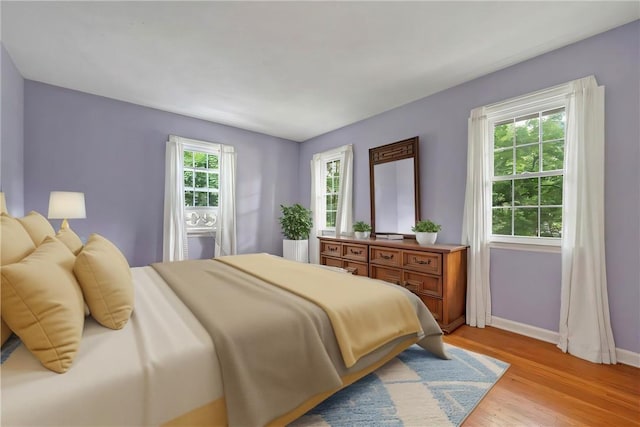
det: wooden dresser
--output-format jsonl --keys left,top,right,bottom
{"left": 319, "top": 236, "right": 468, "bottom": 333}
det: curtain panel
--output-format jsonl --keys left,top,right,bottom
{"left": 163, "top": 137, "right": 188, "bottom": 261}
{"left": 461, "top": 107, "right": 492, "bottom": 328}
{"left": 335, "top": 145, "right": 354, "bottom": 238}
{"left": 309, "top": 156, "right": 324, "bottom": 265}
{"left": 558, "top": 76, "right": 616, "bottom": 363}
{"left": 214, "top": 144, "right": 237, "bottom": 257}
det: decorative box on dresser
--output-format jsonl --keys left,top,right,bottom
{"left": 319, "top": 236, "right": 468, "bottom": 333}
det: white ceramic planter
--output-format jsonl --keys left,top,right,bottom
{"left": 354, "top": 231, "right": 371, "bottom": 239}
{"left": 415, "top": 232, "right": 437, "bottom": 245}
{"left": 283, "top": 239, "right": 309, "bottom": 263}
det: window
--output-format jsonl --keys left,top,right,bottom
{"left": 479, "top": 84, "right": 571, "bottom": 248}
{"left": 491, "top": 108, "right": 565, "bottom": 243}
{"left": 463, "top": 76, "right": 605, "bottom": 329}
{"left": 183, "top": 150, "right": 219, "bottom": 208}
{"left": 324, "top": 158, "right": 341, "bottom": 229}
{"left": 182, "top": 142, "right": 220, "bottom": 235}
{"left": 164, "top": 135, "right": 236, "bottom": 261}
{"left": 309, "top": 144, "right": 353, "bottom": 263}
{"left": 310, "top": 144, "right": 353, "bottom": 245}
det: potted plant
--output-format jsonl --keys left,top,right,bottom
{"left": 353, "top": 221, "right": 372, "bottom": 239}
{"left": 279, "top": 203, "right": 313, "bottom": 262}
{"left": 411, "top": 219, "right": 442, "bottom": 245}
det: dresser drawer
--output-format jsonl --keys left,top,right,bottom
{"left": 320, "top": 241, "right": 342, "bottom": 257}
{"left": 342, "top": 243, "right": 368, "bottom": 262}
{"left": 418, "top": 295, "right": 443, "bottom": 322}
{"left": 370, "top": 265, "right": 402, "bottom": 286}
{"left": 403, "top": 250, "right": 442, "bottom": 275}
{"left": 321, "top": 256, "right": 343, "bottom": 269}
{"left": 343, "top": 260, "right": 368, "bottom": 276}
{"left": 370, "top": 246, "right": 402, "bottom": 267}
{"left": 403, "top": 271, "right": 442, "bottom": 297}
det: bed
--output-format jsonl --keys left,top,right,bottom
{"left": 1, "top": 212, "right": 447, "bottom": 427}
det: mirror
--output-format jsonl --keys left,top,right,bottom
{"left": 369, "top": 137, "right": 420, "bottom": 237}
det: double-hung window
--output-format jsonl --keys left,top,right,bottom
{"left": 486, "top": 89, "right": 568, "bottom": 248}
{"left": 491, "top": 108, "right": 565, "bottom": 244}
{"left": 323, "top": 156, "right": 341, "bottom": 230}
{"left": 183, "top": 146, "right": 219, "bottom": 235}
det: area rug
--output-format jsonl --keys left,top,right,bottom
{"left": 291, "top": 344, "right": 508, "bottom": 427}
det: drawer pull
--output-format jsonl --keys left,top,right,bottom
{"left": 345, "top": 267, "right": 358, "bottom": 275}
{"left": 414, "top": 257, "right": 431, "bottom": 265}
{"left": 380, "top": 254, "right": 394, "bottom": 260}
{"left": 328, "top": 247, "right": 337, "bottom": 252}
{"left": 350, "top": 249, "right": 363, "bottom": 255}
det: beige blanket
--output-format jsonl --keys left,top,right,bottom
{"left": 217, "top": 253, "right": 423, "bottom": 368}
{"left": 152, "top": 257, "right": 446, "bottom": 427}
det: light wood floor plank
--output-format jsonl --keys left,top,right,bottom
{"left": 444, "top": 325, "right": 640, "bottom": 426}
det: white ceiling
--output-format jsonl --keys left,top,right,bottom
{"left": 1, "top": 1, "right": 638, "bottom": 142}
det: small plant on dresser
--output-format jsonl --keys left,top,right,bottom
{"left": 412, "top": 219, "right": 441, "bottom": 245}
{"left": 353, "top": 221, "right": 372, "bottom": 239}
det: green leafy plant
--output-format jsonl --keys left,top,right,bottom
{"left": 353, "top": 221, "right": 372, "bottom": 232}
{"left": 279, "top": 204, "right": 313, "bottom": 240}
{"left": 411, "top": 219, "right": 442, "bottom": 233}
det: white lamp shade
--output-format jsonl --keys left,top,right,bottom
{"left": 0, "top": 192, "right": 6, "bottom": 214}
{"left": 48, "top": 192, "right": 86, "bottom": 219}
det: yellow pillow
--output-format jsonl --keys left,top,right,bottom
{"left": 74, "top": 234, "right": 134, "bottom": 330}
{"left": 1, "top": 237, "right": 84, "bottom": 373}
{"left": 0, "top": 213, "right": 36, "bottom": 266}
{"left": 56, "top": 227, "right": 84, "bottom": 255}
{"left": 17, "top": 211, "right": 56, "bottom": 245}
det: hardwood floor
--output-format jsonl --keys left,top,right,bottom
{"left": 444, "top": 326, "right": 640, "bottom": 426}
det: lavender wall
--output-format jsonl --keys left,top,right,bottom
{"left": 299, "top": 21, "right": 640, "bottom": 353}
{"left": 24, "top": 81, "right": 299, "bottom": 267}
{"left": 1, "top": 44, "right": 24, "bottom": 216}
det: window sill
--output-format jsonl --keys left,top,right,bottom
{"left": 489, "top": 241, "right": 561, "bottom": 254}
{"left": 187, "top": 228, "right": 216, "bottom": 237}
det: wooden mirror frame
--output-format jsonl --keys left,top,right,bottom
{"left": 369, "top": 137, "right": 421, "bottom": 238}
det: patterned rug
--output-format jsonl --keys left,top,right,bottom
{"left": 291, "top": 344, "right": 508, "bottom": 427}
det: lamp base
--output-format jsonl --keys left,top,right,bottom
{"left": 60, "top": 219, "right": 70, "bottom": 229}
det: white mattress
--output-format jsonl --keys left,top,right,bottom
{"left": 1, "top": 267, "right": 223, "bottom": 426}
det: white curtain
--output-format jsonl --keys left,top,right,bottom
{"left": 309, "top": 155, "right": 324, "bottom": 265}
{"left": 461, "top": 107, "right": 492, "bottom": 328}
{"left": 163, "top": 137, "right": 188, "bottom": 261}
{"left": 558, "top": 76, "right": 616, "bottom": 363}
{"left": 335, "top": 145, "right": 354, "bottom": 238}
{"left": 214, "top": 144, "right": 237, "bottom": 257}
{"left": 309, "top": 144, "right": 353, "bottom": 264}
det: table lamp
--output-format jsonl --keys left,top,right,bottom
{"left": 48, "top": 191, "right": 86, "bottom": 229}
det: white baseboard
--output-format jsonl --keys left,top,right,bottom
{"left": 489, "top": 316, "right": 640, "bottom": 368}
{"left": 616, "top": 348, "right": 640, "bottom": 368}
{"left": 489, "top": 316, "right": 559, "bottom": 344}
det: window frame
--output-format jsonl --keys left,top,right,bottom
{"left": 322, "top": 154, "right": 342, "bottom": 232}
{"left": 485, "top": 85, "right": 570, "bottom": 249}
{"left": 180, "top": 137, "right": 221, "bottom": 237}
